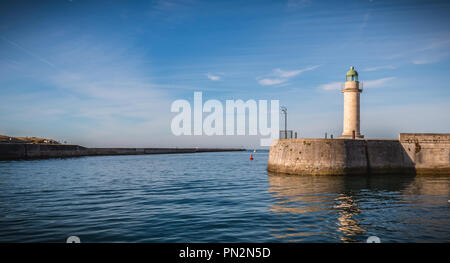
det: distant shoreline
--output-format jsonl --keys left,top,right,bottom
{"left": 0, "top": 143, "right": 245, "bottom": 161}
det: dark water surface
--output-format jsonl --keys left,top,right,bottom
{"left": 0, "top": 151, "right": 449, "bottom": 242}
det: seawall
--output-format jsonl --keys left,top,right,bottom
{"left": 267, "top": 133, "right": 450, "bottom": 175}
{"left": 0, "top": 144, "right": 245, "bottom": 160}
{"left": 399, "top": 133, "right": 450, "bottom": 175}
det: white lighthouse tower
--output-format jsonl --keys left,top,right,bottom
{"left": 340, "top": 66, "right": 364, "bottom": 139}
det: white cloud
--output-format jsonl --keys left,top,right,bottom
{"left": 258, "top": 65, "right": 319, "bottom": 86}
{"left": 206, "top": 73, "right": 221, "bottom": 81}
{"left": 258, "top": 78, "right": 287, "bottom": 86}
{"left": 317, "top": 81, "right": 342, "bottom": 91}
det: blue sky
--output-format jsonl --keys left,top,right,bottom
{"left": 0, "top": 0, "right": 449, "bottom": 148}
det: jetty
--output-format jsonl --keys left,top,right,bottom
{"left": 0, "top": 144, "right": 244, "bottom": 160}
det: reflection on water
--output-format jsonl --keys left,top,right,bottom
{"left": 334, "top": 195, "right": 364, "bottom": 242}
{"left": 267, "top": 173, "right": 450, "bottom": 242}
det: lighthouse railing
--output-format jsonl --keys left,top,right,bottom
{"left": 279, "top": 130, "right": 294, "bottom": 139}
{"left": 340, "top": 82, "right": 363, "bottom": 91}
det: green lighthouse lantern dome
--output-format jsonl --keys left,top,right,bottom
{"left": 346, "top": 66, "right": 358, "bottom": 81}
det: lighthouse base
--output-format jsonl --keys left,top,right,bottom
{"left": 339, "top": 134, "right": 364, "bottom": 139}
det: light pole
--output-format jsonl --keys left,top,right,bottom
{"left": 281, "top": 106, "right": 287, "bottom": 139}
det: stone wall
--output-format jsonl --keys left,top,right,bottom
{"left": 399, "top": 133, "right": 450, "bottom": 175}
{"left": 0, "top": 144, "right": 87, "bottom": 160}
{"left": 267, "top": 139, "right": 367, "bottom": 175}
{"left": 366, "top": 140, "right": 415, "bottom": 174}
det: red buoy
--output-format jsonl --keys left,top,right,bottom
{"left": 250, "top": 154, "right": 254, "bottom": 160}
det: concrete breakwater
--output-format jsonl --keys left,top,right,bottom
{"left": 268, "top": 133, "right": 450, "bottom": 175}
{"left": 0, "top": 143, "right": 244, "bottom": 160}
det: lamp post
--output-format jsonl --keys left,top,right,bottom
{"left": 281, "top": 106, "right": 287, "bottom": 139}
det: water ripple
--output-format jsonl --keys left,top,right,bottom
{"left": 0, "top": 152, "right": 449, "bottom": 242}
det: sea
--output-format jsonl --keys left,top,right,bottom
{"left": 0, "top": 150, "right": 449, "bottom": 242}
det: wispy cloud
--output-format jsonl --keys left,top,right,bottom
{"left": 362, "top": 65, "right": 396, "bottom": 72}
{"left": 0, "top": 35, "right": 176, "bottom": 146}
{"left": 360, "top": 13, "right": 370, "bottom": 29}
{"left": 286, "top": 0, "right": 311, "bottom": 9}
{"left": 412, "top": 58, "right": 436, "bottom": 65}
{"left": 386, "top": 37, "right": 450, "bottom": 64}
{"left": 148, "top": 0, "right": 196, "bottom": 23}
{"left": 0, "top": 36, "right": 57, "bottom": 69}
{"left": 258, "top": 65, "right": 319, "bottom": 86}
{"left": 421, "top": 38, "right": 450, "bottom": 51}
{"left": 364, "top": 77, "right": 395, "bottom": 88}
{"left": 318, "top": 77, "right": 395, "bottom": 90}
{"left": 206, "top": 73, "right": 221, "bottom": 81}
{"left": 273, "top": 67, "right": 319, "bottom": 78}
{"left": 317, "top": 81, "right": 342, "bottom": 91}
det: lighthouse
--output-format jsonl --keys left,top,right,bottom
{"left": 340, "top": 66, "right": 364, "bottom": 139}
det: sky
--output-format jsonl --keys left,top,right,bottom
{"left": 0, "top": 0, "right": 449, "bottom": 148}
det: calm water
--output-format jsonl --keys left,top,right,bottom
{"left": 0, "top": 151, "right": 449, "bottom": 243}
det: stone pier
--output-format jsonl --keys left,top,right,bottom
{"left": 267, "top": 133, "right": 450, "bottom": 175}
{"left": 0, "top": 144, "right": 245, "bottom": 160}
